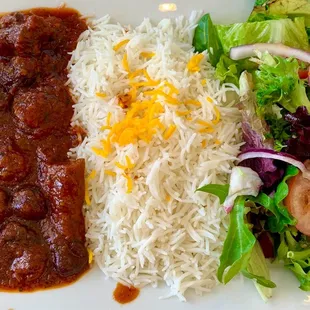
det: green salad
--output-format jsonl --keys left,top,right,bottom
{"left": 194, "top": 0, "right": 310, "bottom": 301}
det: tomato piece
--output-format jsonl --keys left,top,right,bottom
{"left": 298, "top": 69, "right": 309, "bottom": 80}
{"left": 285, "top": 161, "right": 310, "bottom": 236}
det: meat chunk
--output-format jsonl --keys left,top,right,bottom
{"left": 40, "top": 159, "right": 88, "bottom": 277}
{"left": 40, "top": 159, "right": 85, "bottom": 240}
{"left": 36, "top": 143, "right": 70, "bottom": 164}
{"left": 0, "top": 55, "right": 70, "bottom": 93}
{"left": 40, "top": 50, "right": 68, "bottom": 74}
{"left": 0, "top": 57, "right": 40, "bottom": 91}
{"left": 0, "top": 190, "right": 8, "bottom": 207}
{"left": 0, "top": 87, "right": 10, "bottom": 111}
{"left": 0, "top": 189, "right": 10, "bottom": 222}
{"left": 0, "top": 222, "right": 48, "bottom": 287}
{"left": 36, "top": 133, "right": 73, "bottom": 165}
{"left": 53, "top": 14, "right": 87, "bottom": 55}
{"left": 0, "top": 12, "right": 86, "bottom": 57}
{"left": 0, "top": 221, "right": 38, "bottom": 244}
{"left": 0, "top": 40, "right": 14, "bottom": 56}
{"left": 0, "top": 13, "right": 55, "bottom": 56}
{"left": 49, "top": 238, "right": 88, "bottom": 277}
{"left": 13, "top": 78, "right": 73, "bottom": 137}
{"left": 11, "top": 246, "right": 47, "bottom": 283}
{"left": 11, "top": 187, "right": 47, "bottom": 220}
{"left": 0, "top": 141, "right": 28, "bottom": 183}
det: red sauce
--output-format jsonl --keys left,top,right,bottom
{"left": 113, "top": 283, "right": 140, "bottom": 304}
{"left": 0, "top": 7, "right": 88, "bottom": 291}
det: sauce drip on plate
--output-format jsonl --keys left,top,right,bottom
{"left": 113, "top": 283, "right": 140, "bottom": 304}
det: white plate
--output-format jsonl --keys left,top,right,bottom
{"left": 0, "top": 1, "right": 309, "bottom": 309}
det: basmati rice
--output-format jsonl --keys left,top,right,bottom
{"left": 68, "top": 12, "right": 242, "bottom": 301}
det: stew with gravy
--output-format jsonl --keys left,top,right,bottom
{"left": 0, "top": 7, "right": 88, "bottom": 291}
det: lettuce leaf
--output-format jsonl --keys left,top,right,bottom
{"left": 216, "top": 17, "right": 308, "bottom": 54}
{"left": 264, "top": 113, "right": 291, "bottom": 152}
{"left": 218, "top": 196, "right": 256, "bottom": 284}
{"left": 248, "top": 12, "right": 286, "bottom": 22}
{"left": 278, "top": 230, "right": 310, "bottom": 291}
{"left": 285, "top": 106, "right": 310, "bottom": 161}
{"left": 193, "top": 13, "right": 223, "bottom": 66}
{"left": 254, "top": 55, "right": 310, "bottom": 114}
{"left": 239, "top": 72, "right": 269, "bottom": 136}
{"left": 288, "top": 263, "right": 310, "bottom": 291}
{"left": 255, "top": 0, "right": 269, "bottom": 6}
{"left": 240, "top": 122, "right": 282, "bottom": 189}
{"left": 257, "top": 0, "right": 310, "bottom": 27}
{"left": 215, "top": 55, "right": 258, "bottom": 86}
{"left": 238, "top": 72, "right": 284, "bottom": 189}
{"left": 242, "top": 270, "right": 275, "bottom": 289}
{"left": 251, "top": 0, "right": 310, "bottom": 44}
{"left": 196, "top": 184, "right": 229, "bottom": 204}
{"left": 215, "top": 55, "right": 240, "bottom": 86}
{"left": 244, "top": 242, "right": 276, "bottom": 302}
{"left": 252, "top": 165, "right": 298, "bottom": 233}
{"left": 218, "top": 197, "right": 275, "bottom": 301}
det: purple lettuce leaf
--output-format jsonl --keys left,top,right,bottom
{"left": 285, "top": 106, "right": 310, "bottom": 161}
{"left": 238, "top": 72, "right": 284, "bottom": 189}
{"left": 239, "top": 122, "right": 284, "bottom": 189}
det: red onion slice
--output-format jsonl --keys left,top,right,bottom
{"left": 230, "top": 43, "right": 310, "bottom": 63}
{"left": 238, "top": 149, "right": 310, "bottom": 180}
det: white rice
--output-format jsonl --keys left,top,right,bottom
{"left": 68, "top": 12, "right": 242, "bottom": 301}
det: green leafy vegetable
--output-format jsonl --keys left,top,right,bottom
{"left": 215, "top": 55, "right": 258, "bottom": 86}
{"left": 307, "top": 27, "right": 310, "bottom": 42}
{"left": 244, "top": 241, "right": 276, "bottom": 301}
{"left": 255, "top": 0, "right": 269, "bottom": 6}
{"left": 277, "top": 234, "right": 289, "bottom": 261}
{"left": 264, "top": 114, "right": 292, "bottom": 151}
{"left": 215, "top": 55, "right": 240, "bottom": 86}
{"left": 216, "top": 17, "right": 308, "bottom": 54}
{"left": 248, "top": 12, "right": 285, "bottom": 22}
{"left": 196, "top": 184, "right": 229, "bottom": 204}
{"left": 218, "top": 197, "right": 256, "bottom": 284}
{"left": 273, "top": 165, "right": 299, "bottom": 213}
{"left": 257, "top": 0, "right": 310, "bottom": 27}
{"left": 289, "top": 80, "right": 310, "bottom": 112}
{"left": 288, "top": 263, "right": 310, "bottom": 291}
{"left": 239, "top": 71, "right": 272, "bottom": 140}
{"left": 255, "top": 57, "right": 296, "bottom": 108}
{"left": 278, "top": 230, "right": 310, "bottom": 291}
{"left": 249, "top": 0, "right": 286, "bottom": 22}
{"left": 242, "top": 270, "right": 276, "bottom": 288}
{"left": 288, "top": 248, "right": 310, "bottom": 261}
{"left": 193, "top": 13, "right": 223, "bottom": 66}
{"left": 199, "top": 167, "right": 297, "bottom": 291}
{"left": 218, "top": 196, "right": 276, "bottom": 300}
{"left": 250, "top": 0, "right": 310, "bottom": 46}
{"left": 252, "top": 193, "right": 293, "bottom": 233}
{"left": 252, "top": 165, "right": 298, "bottom": 233}
{"left": 254, "top": 55, "right": 310, "bottom": 114}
